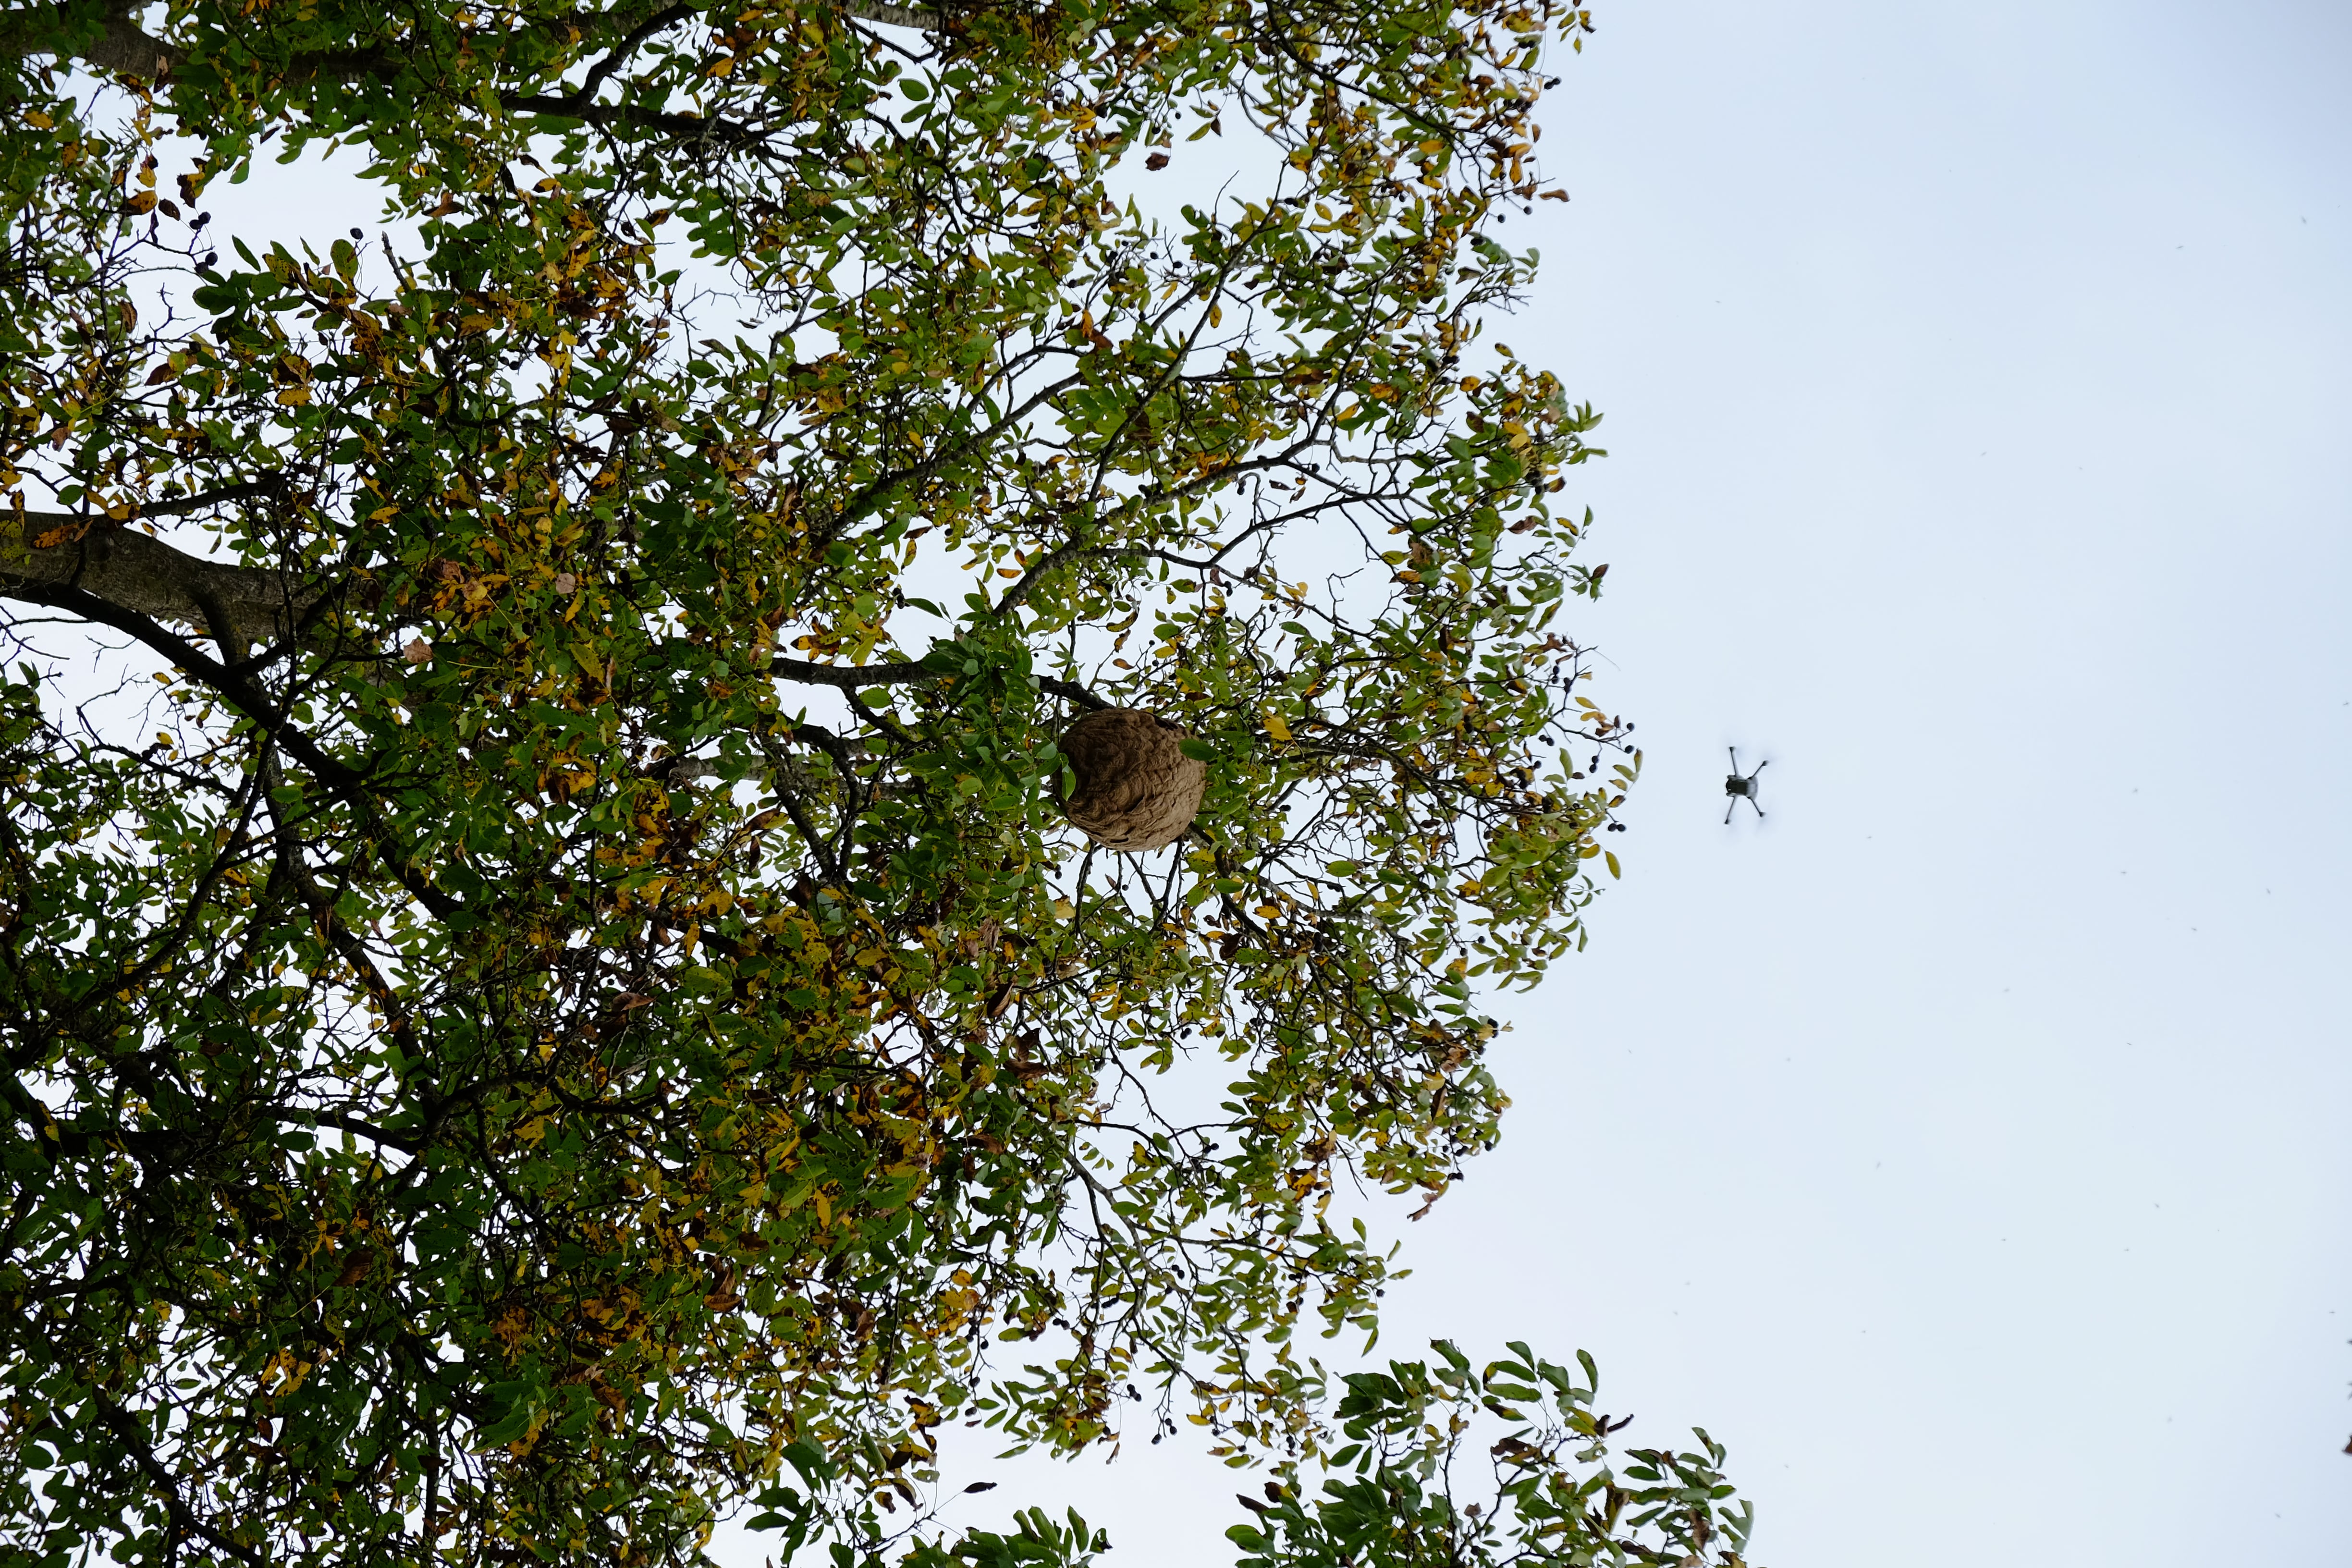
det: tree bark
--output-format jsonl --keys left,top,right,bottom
{"left": 2, "top": 513, "right": 320, "bottom": 651}
{"left": 0, "top": 3, "right": 186, "bottom": 77}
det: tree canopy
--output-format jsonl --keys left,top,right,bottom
{"left": 0, "top": 2, "right": 1754, "bottom": 1564}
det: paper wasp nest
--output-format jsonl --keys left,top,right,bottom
{"left": 1059, "top": 708, "right": 1206, "bottom": 852}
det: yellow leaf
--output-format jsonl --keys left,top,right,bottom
{"left": 1604, "top": 850, "right": 1620, "bottom": 880}
{"left": 1263, "top": 709, "right": 1292, "bottom": 742}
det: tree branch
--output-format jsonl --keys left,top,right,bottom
{"left": 2, "top": 0, "right": 940, "bottom": 89}
{"left": 0, "top": 2, "right": 187, "bottom": 77}
{"left": 277, "top": 1107, "right": 424, "bottom": 1154}
{"left": 2, "top": 513, "right": 324, "bottom": 654}
{"left": 499, "top": 92, "right": 758, "bottom": 147}
{"left": 3, "top": 580, "right": 462, "bottom": 922}
{"left": 770, "top": 654, "right": 1108, "bottom": 711}
{"left": 845, "top": 0, "right": 940, "bottom": 28}
{"left": 86, "top": 1390, "right": 267, "bottom": 1568}
{"left": 770, "top": 655, "right": 933, "bottom": 688}
{"left": 1038, "top": 674, "right": 1110, "bottom": 711}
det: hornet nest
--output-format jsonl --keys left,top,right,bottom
{"left": 1058, "top": 708, "right": 1206, "bottom": 852}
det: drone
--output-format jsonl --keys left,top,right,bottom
{"left": 1723, "top": 747, "right": 1766, "bottom": 824}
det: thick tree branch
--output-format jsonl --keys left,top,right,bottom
{"left": 0, "top": 3, "right": 186, "bottom": 77}
{"left": 2, "top": 513, "right": 323, "bottom": 653}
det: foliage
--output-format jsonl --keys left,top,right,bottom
{"left": 0, "top": 0, "right": 1730, "bottom": 1564}
{"left": 1231, "top": 1343, "right": 1753, "bottom": 1568}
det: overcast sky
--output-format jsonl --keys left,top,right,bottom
{"left": 778, "top": 2, "right": 2352, "bottom": 1565}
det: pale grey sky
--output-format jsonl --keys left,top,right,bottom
{"left": 827, "top": 3, "right": 2352, "bottom": 1565}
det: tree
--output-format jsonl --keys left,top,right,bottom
{"left": 0, "top": 2, "right": 1748, "bottom": 1564}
